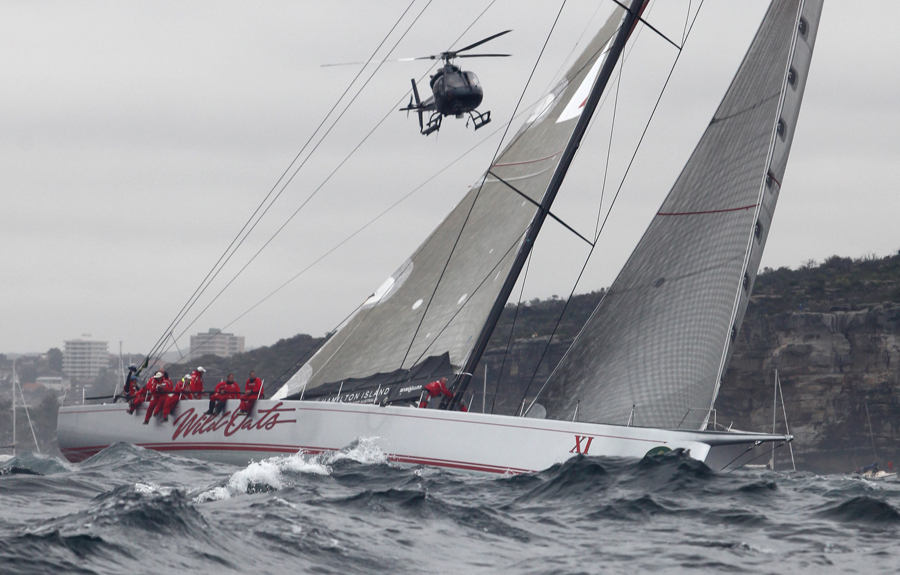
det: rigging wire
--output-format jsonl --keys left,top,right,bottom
{"left": 396, "top": 0, "right": 571, "bottom": 374}
{"left": 156, "top": 0, "right": 439, "bottom": 361}
{"left": 489, "top": 249, "right": 533, "bottom": 414}
{"left": 267, "top": 0, "right": 509, "bottom": 387}
{"left": 176, "top": 83, "right": 563, "bottom": 367}
{"left": 481, "top": 2, "right": 658, "bottom": 411}
{"left": 167, "top": 0, "right": 503, "bottom": 367}
{"left": 594, "top": 55, "right": 623, "bottom": 239}
{"left": 522, "top": 0, "right": 706, "bottom": 414}
{"left": 406, "top": 235, "right": 520, "bottom": 368}
{"left": 142, "top": 0, "right": 422, "bottom": 368}
{"left": 267, "top": 300, "right": 367, "bottom": 393}
{"left": 541, "top": 0, "right": 607, "bottom": 94}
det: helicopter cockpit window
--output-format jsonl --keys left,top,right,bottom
{"left": 464, "top": 72, "right": 481, "bottom": 87}
{"left": 443, "top": 73, "right": 469, "bottom": 89}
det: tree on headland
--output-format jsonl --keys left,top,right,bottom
{"left": 47, "top": 348, "right": 63, "bottom": 372}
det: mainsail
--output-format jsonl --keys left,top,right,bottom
{"left": 539, "top": 0, "right": 823, "bottom": 429}
{"left": 274, "top": 3, "right": 642, "bottom": 401}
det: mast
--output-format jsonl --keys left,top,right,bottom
{"left": 115, "top": 341, "right": 124, "bottom": 400}
{"left": 12, "top": 361, "right": 16, "bottom": 457}
{"left": 449, "top": 0, "right": 648, "bottom": 406}
{"left": 770, "top": 370, "right": 777, "bottom": 469}
{"left": 778, "top": 371, "right": 796, "bottom": 471}
{"left": 865, "top": 400, "right": 877, "bottom": 462}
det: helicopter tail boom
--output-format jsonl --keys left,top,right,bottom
{"left": 399, "top": 79, "right": 439, "bottom": 135}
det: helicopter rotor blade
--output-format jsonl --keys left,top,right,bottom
{"left": 455, "top": 54, "right": 511, "bottom": 58}
{"left": 452, "top": 30, "right": 512, "bottom": 55}
{"left": 323, "top": 30, "right": 511, "bottom": 67}
{"left": 321, "top": 57, "right": 419, "bottom": 67}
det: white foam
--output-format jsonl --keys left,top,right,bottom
{"left": 193, "top": 439, "right": 388, "bottom": 503}
{"left": 319, "top": 437, "right": 388, "bottom": 466}
{"left": 134, "top": 482, "right": 173, "bottom": 496}
{"left": 193, "top": 451, "right": 331, "bottom": 503}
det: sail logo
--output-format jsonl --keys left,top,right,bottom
{"left": 556, "top": 38, "right": 613, "bottom": 124}
{"left": 570, "top": 435, "right": 594, "bottom": 454}
{"left": 171, "top": 402, "right": 297, "bottom": 440}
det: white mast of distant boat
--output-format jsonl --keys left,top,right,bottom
{"left": 9, "top": 361, "right": 15, "bottom": 457}
{"left": 7, "top": 360, "right": 41, "bottom": 456}
{"left": 864, "top": 400, "right": 877, "bottom": 463}
{"left": 768, "top": 370, "right": 795, "bottom": 471}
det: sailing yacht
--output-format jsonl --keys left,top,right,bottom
{"left": 59, "top": 0, "right": 823, "bottom": 474}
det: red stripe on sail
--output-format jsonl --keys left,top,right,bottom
{"left": 657, "top": 203, "right": 758, "bottom": 216}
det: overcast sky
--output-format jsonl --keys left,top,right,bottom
{"left": 2, "top": 1, "right": 898, "bottom": 356}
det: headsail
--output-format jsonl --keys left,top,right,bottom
{"left": 539, "top": 0, "right": 823, "bottom": 429}
{"left": 274, "top": 3, "right": 640, "bottom": 401}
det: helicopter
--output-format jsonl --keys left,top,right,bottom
{"left": 399, "top": 30, "right": 512, "bottom": 136}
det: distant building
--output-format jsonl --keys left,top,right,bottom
{"left": 190, "top": 328, "right": 245, "bottom": 358}
{"left": 63, "top": 338, "right": 109, "bottom": 382}
{"left": 36, "top": 376, "right": 71, "bottom": 392}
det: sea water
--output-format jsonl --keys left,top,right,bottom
{"left": 2, "top": 442, "right": 899, "bottom": 574}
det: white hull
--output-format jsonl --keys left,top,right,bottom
{"left": 58, "top": 399, "right": 788, "bottom": 473}
{"left": 861, "top": 470, "right": 898, "bottom": 481}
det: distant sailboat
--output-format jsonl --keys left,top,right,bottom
{"left": 857, "top": 400, "right": 897, "bottom": 481}
{"left": 1, "top": 361, "right": 40, "bottom": 463}
{"left": 59, "top": 0, "right": 823, "bottom": 474}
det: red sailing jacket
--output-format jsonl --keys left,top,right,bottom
{"left": 139, "top": 378, "right": 158, "bottom": 400}
{"left": 423, "top": 379, "right": 452, "bottom": 399}
{"left": 155, "top": 378, "right": 173, "bottom": 397}
{"left": 173, "top": 378, "right": 190, "bottom": 400}
{"left": 244, "top": 377, "right": 264, "bottom": 399}
{"left": 189, "top": 372, "right": 204, "bottom": 398}
{"left": 214, "top": 380, "right": 241, "bottom": 399}
{"left": 125, "top": 377, "right": 139, "bottom": 397}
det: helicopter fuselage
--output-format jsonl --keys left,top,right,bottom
{"left": 430, "top": 66, "right": 484, "bottom": 117}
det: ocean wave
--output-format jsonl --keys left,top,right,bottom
{"left": 193, "top": 437, "right": 389, "bottom": 502}
{"left": 816, "top": 495, "right": 900, "bottom": 525}
{"left": 85, "top": 483, "right": 210, "bottom": 537}
{"left": 0, "top": 529, "right": 129, "bottom": 572}
{"left": 8, "top": 440, "right": 900, "bottom": 574}
{"left": 1, "top": 451, "right": 73, "bottom": 476}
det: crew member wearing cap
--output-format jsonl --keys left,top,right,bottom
{"left": 204, "top": 373, "right": 240, "bottom": 416}
{"left": 418, "top": 377, "right": 453, "bottom": 408}
{"left": 189, "top": 366, "right": 206, "bottom": 399}
{"left": 237, "top": 371, "right": 264, "bottom": 416}
{"left": 143, "top": 371, "right": 172, "bottom": 424}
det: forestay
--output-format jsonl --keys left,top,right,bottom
{"left": 275, "top": 6, "right": 631, "bottom": 400}
{"left": 540, "top": 0, "right": 823, "bottom": 429}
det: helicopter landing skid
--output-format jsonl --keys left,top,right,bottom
{"left": 467, "top": 110, "right": 491, "bottom": 130}
{"left": 421, "top": 113, "right": 442, "bottom": 136}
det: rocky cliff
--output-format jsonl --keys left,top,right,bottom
{"left": 716, "top": 303, "right": 900, "bottom": 473}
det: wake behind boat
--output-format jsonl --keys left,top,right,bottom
{"left": 59, "top": 0, "right": 823, "bottom": 473}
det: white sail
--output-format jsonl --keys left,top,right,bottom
{"left": 540, "top": 0, "right": 823, "bottom": 429}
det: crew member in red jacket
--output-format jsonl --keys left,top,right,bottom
{"left": 143, "top": 372, "right": 171, "bottom": 423}
{"left": 162, "top": 374, "right": 191, "bottom": 421}
{"left": 418, "top": 377, "right": 453, "bottom": 408}
{"left": 127, "top": 371, "right": 156, "bottom": 415}
{"left": 204, "top": 373, "right": 240, "bottom": 416}
{"left": 237, "top": 371, "right": 264, "bottom": 416}
{"left": 124, "top": 367, "right": 140, "bottom": 412}
{"left": 189, "top": 366, "right": 206, "bottom": 399}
